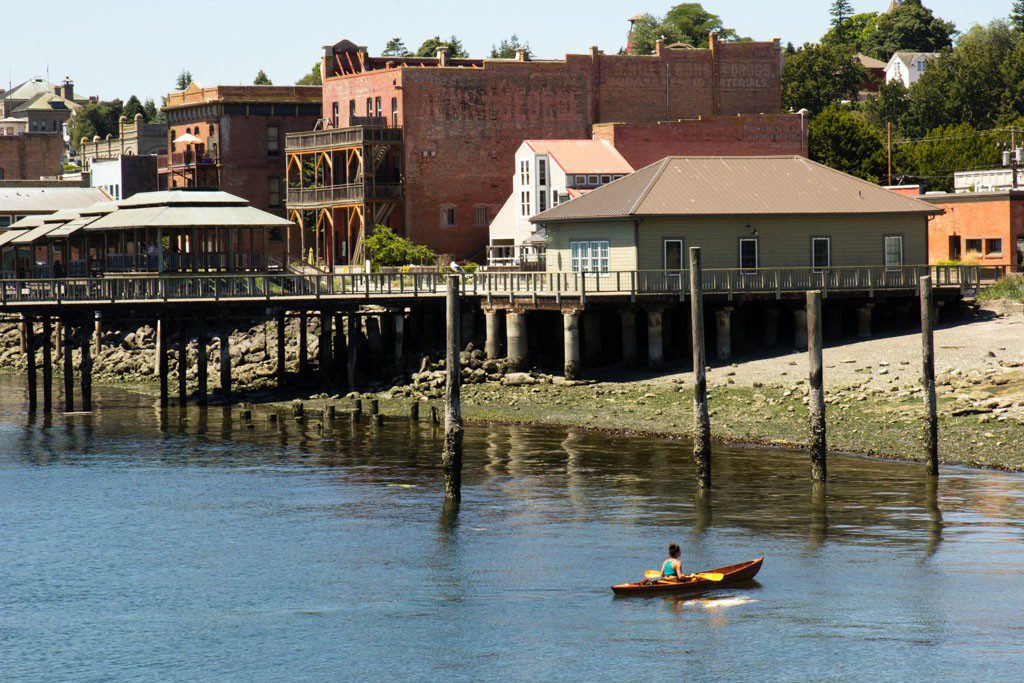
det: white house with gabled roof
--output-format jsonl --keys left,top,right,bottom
{"left": 487, "top": 139, "right": 633, "bottom": 268}
{"left": 885, "top": 52, "right": 939, "bottom": 87}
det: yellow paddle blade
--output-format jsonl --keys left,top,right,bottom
{"left": 695, "top": 572, "right": 724, "bottom": 581}
{"left": 644, "top": 570, "right": 662, "bottom": 579}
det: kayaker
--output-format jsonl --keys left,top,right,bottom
{"left": 659, "top": 543, "right": 684, "bottom": 582}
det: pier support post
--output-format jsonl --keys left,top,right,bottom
{"left": 583, "top": 312, "right": 602, "bottom": 364}
{"left": 93, "top": 311, "right": 102, "bottom": 358}
{"left": 563, "top": 311, "right": 581, "bottom": 380}
{"left": 276, "top": 311, "right": 286, "bottom": 389}
{"left": 763, "top": 309, "right": 779, "bottom": 347}
{"left": 219, "top": 319, "right": 232, "bottom": 405}
{"left": 54, "top": 319, "right": 62, "bottom": 361}
{"left": 80, "top": 315, "right": 92, "bottom": 413}
{"left": 807, "top": 291, "right": 826, "bottom": 482}
{"left": 177, "top": 323, "right": 188, "bottom": 407}
{"left": 42, "top": 317, "right": 52, "bottom": 412}
{"left": 920, "top": 276, "right": 939, "bottom": 476}
{"left": 333, "top": 312, "right": 346, "bottom": 380}
{"left": 794, "top": 308, "right": 808, "bottom": 350}
{"left": 63, "top": 318, "right": 74, "bottom": 413}
{"left": 506, "top": 312, "right": 528, "bottom": 371}
{"left": 443, "top": 275, "right": 463, "bottom": 502}
{"left": 319, "top": 311, "right": 332, "bottom": 374}
{"left": 715, "top": 308, "right": 732, "bottom": 361}
{"left": 620, "top": 308, "right": 637, "bottom": 366}
{"left": 857, "top": 304, "right": 873, "bottom": 339}
{"left": 196, "top": 332, "right": 209, "bottom": 406}
{"left": 690, "top": 248, "right": 711, "bottom": 488}
{"left": 346, "top": 314, "right": 359, "bottom": 391}
{"left": 826, "top": 306, "right": 843, "bottom": 339}
{"left": 298, "top": 311, "right": 309, "bottom": 377}
{"left": 484, "top": 309, "right": 502, "bottom": 360}
{"left": 366, "top": 316, "right": 384, "bottom": 360}
{"left": 156, "top": 317, "right": 168, "bottom": 408}
{"left": 393, "top": 312, "right": 405, "bottom": 374}
{"left": 22, "top": 314, "right": 36, "bottom": 412}
{"left": 647, "top": 309, "right": 664, "bottom": 370}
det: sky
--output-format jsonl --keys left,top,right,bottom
{"left": 0, "top": 0, "right": 1015, "bottom": 102}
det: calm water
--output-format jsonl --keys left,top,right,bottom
{"left": 2, "top": 376, "right": 1024, "bottom": 681}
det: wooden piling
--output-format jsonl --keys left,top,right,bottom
{"left": 807, "top": 290, "right": 826, "bottom": 482}
{"left": 292, "top": 401, "right": 304, "bottom": 417}
{"left": 443, "top": 275, "right": 463, "bottom": 501}
{"left": 920, "top": 276, "right": 938, "bottom": 475}
{"left": 369, "top": 398, "right": 379, "bottom": 415}
{"left": 319, "top": 311, "right": 332, "bottom": 373}
{"left": 352, "top": 398, "right": 362, "bottom": 422}
{"left": 196, "top": 332, "right": 209, "bottom": 406}
{"left": 219, "top": 319, "right": 232, "bottom": 405}
{"left": 41, "top": 317, "right": 52, "bottom": 412}
{"left": 346, "top": 314, "right": 359, "bottom": 391}
{"left": 393, "top": 312, "right": 405, "bottom": 373}
{"left": 63, "top": 318, "right": 74, "bottom": 413}
{"left": 276, "top": 311, "right": 286, "bottom": 389}
{"left": 430, "top": 405, "right": 440, "bottom": 425}
{"left": 333, "top": 312, "right": 346, "bottom": 380}
{"left": 325, "top": 404, "right": 336, "bottom": 420}
{"left": 80, "top": 315, "right": 92, "bottom": 413}
{"left": 689, "top": 247, "right": 711, "bottom": 488}
{"left": 410, "top": 402, "right": 420, "bottom": 421}
{"left": 22, "top": 314, "right": 36, "bottom": 412}
{"left": 177, "top": 322, "right": 188, "bottom": 407}
{"left": 157, "top": 317, "right": 169, "bottom": 407}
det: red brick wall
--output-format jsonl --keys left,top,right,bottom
{"left": 0, "top": 133, "right": 63, "bottom": 180}
{"left": 319, "top": 40, "right": 785, "bottom": 259}
{"left": 592, "top": 115, "right": 807, "bottom": 170}
{"left": 924, "top": 194, "right": 1023, "bottom": 270}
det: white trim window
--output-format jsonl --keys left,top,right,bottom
{"left": 739, "top": 238, "right": 759, "bottom": 273}
{"left": 570, "top": 240, "right": 609, "bottom": 273}
{"left": 440, "top": 205, "right": 456, "bottom": 227}
{"left": 884, "top": 235, "right": 904, "bottom": 270}
{"left": 520, "top": 191, "right": 531, "bottom": 217}
{"left": 520, "top": 160, "right": 530, "bottom": 186}
{"left": 811, "top": 237, "right": 830, "bottom": 272}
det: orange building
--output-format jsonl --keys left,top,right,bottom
{"left": 919, "top": 191, "right": 1024, "bottom": 272}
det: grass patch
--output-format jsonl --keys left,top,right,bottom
{"left": 978, "top": 275, "right": 1024, "bottom": 302}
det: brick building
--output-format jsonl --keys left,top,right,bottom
{"left": 287, "top": 35, "right": 797, "bottom": 268}
{"left": 80, "top": 113, "right": 168, "bottom": 170}
{"left": 918, "top": 190, "right": 1024, "bottom": 271}
{"left": 160, "top": 84, "right": 321, "bottom": 219}
{"left": 0, "top": 132, "right": 64, "bottom": 180}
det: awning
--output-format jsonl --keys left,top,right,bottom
{"left": 173, "top": 133, "right": 202, "bottom": 145}
{"left": 47, "top": 215, "right": 97, "bottom": 237}
{"left": 86, "top": 204, "right": 293, "bottom": 230}
{"left": 12, "top": 224, "right": 60, "bottom": 244}
{"left": 0, "top": 230, "right": 28, "bottom": 247}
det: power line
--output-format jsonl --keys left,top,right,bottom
{"left": 891, "top": 127, "right": 1024, "bottom": 146}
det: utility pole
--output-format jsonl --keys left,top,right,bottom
{"left": 887, "top": 122, "right": 893, "bottom": 186}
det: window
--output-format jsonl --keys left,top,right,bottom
{"left": 0, "top": 168, "right": 4, "bottom": 181}
{"left": 551, "top": 189, "right": 559, "bottom": 206}
{"left": 332, "top": 102, "right": 339, "bottom": 126}
{"left": 587, "top": 174, "right": 599, "bottom": 186}
{"left": 811, "top": 237, "right": 830, "bottom": 272}
{"left": 440, "top": 205, "right": 456, "bottom": 227}
{"left": 538, "top": 187, "right": 548, "bottom": 212}
{"left": 375, "top": 96, "right": 382, "bottom": 118}
{"left": 519, "top": 160, "right": 530, "bottom": 186}
{"left": 884, "top": 235, "right": 904, "bottom": 270}
{"left": 664, "top": 239, "right": 684, "bottom": 270}
{"left": 570, "top": 240, "right": 610, "bottom": 273}
{"left": 349, "top": 100, "right": 356, "bottom": 119}
{"left": 472, "top": 205, "right": 489, "bottom": 227}
{"left": 366, "top": 98, "right": 373, "bottom": 116}
{"left": 391, "top": 97, "right": 398, "bottom": 126}
{"left": 917, "top": 60, "right": 925, "bottom": 73}
{"left": 520, "top": 191, "right": 531, "bottom": 216}
{"left": 268, "top": 177, "right": 282, "bottom": 208}
{"left": 0, "top": 215, "right": 10, "bottom": 227}
{"left": 985, "top": 238, "right": 1003, "bottom": 255}
{"left": 208, "top": 124, "right": 215, "bottom": 137}
{"left": 948, "top": 236, "right": 962, "bottom": 261}
{"left": 537, "top": 158, "right": 548, "bottom": 187}
{"left": 965, "top": 238, "right": 983, "bottom": 254}
{"left": 739, "top": 238, "right": 758, "bottom": 272}
{"left": 266, "top": 125, "right": 280, "bottom": 157}
{"left": 600, "top": 175, "right": 611, "bottom": 185}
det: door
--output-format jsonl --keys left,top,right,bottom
{"left": 949, "top": 236, "right": 962, "bottom": 261}
{"left": 664, "top": 239, "right": 683, "bottom": 289}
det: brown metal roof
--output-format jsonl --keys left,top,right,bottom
{"left": 531, "top": 156, "right": 943, "bottom": 223}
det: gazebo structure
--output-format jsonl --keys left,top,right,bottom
{"left": 0, "top": 190, "right": 294, "bottom": 277}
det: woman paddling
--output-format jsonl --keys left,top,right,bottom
{"left": 642, "top": 543, "right": 685, "bottom": 584}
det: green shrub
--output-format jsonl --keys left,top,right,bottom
{"left": 977, "top": 274, "right": 1024, "bottom": 302}
{"left": 364, "top": 225, "right": 436, "bottom": 269}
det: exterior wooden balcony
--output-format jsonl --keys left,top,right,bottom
{"left": 157, "top": 151, "right": 220, "bottom": 171}
{"left": 286, "top": 182, "right": 403, "bottom": 209}
{"left": 284, "top": 125, "right": 402, "bottom": 154}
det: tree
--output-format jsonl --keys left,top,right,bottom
{"left": 490, "top": 34, "right": 530, "bottom": 59}
{"left": 176, "top": 69, "right": 193, "bottom": 91}
{"left": 898, "top": 122, "right": 1004, "bottom": 191}
{"left": 382, "top": 38, "right": 411, "bottom": 57}
{"left": 67, "top": 99, "right": 124, "bottom": 152}
{"left": 861, "top": 80, "right": 910, "bottom": 131}
{"left": 808, "top": 106, "right": 888, "bottom": 182}
{"left": 628, "top": 3, "right": 743, "bottom": 54}
{"left": 364, "top": 225, "right": 437, "bottom": 268}
{"left": 829, "top": 0, "right": 855, "bottom": 43}
{"left": 253, "top": 70, "right": 272, "bottom": 85}
{"left": 1013, "top": 1, "right": 1024, "bottom": 33}
{"left": 143, "top": 98, "right": 165, "bottom": 123}
{"left": 416, "top": 35, "right": 468, "bottom": 58}
{"left": 122, "top": 95, "right": 146, "bottom": 122}
{"left": 861, "top": 0, "right": 956, "bottom": 61}
{"left": 821, "top": 12, "right": 879, "bottom": 52}
{"left": 296, "top": 63, "right": 322, "bottom": 86}
{"left": 782, "top": 43, "right": 867, "bottom": 114}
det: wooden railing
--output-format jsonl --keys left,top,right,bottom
{"left": 286, "top": 182, "right": 402, "bottom": 207}
{"left": 0, "top": 265, "right": 981, "bottom": 308}
{"left": 285, "top": 126, "right": 403, "bottom": 153}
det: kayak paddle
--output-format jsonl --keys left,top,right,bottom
{"left": 644, "top": 570, "right": 725, "bottom": 581}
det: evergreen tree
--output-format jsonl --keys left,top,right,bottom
{"left": 829, "top": 0, "right": 855, "bottom": 42}
{"left": 382, "top": 38, "right": 411, "bottom": 57}
{"left": 253, "top": 70, "right": 273, "bottom": 85}
{"left": 176, "top": 69, "right": 193, "bottom": 91}
{"left": 628, "top": 3, "right": 743, "bottom": 54}
{"left": 1013, "top": 1, "right": 1024, "bottom": 32}
{"left": 122, "top": 95, "right": 146, "bottom": 122}
{"left": 860, "top": 0, "right": 956, "bottom": 61}
{"left": 808, "top": 106, "right": 888, "bottom": 183}
{"left": 296, "top": 63, "right": 322, "bottom": 86}
{"left": 416, "top": 36, "right": 468, "bottom": 58}
{"left": 490, "top": 34, "right": 530, "bottom": 59}
{"left": 143, "top": 98, "right": 165, "bottom": 123}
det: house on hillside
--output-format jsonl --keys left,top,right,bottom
{"left": 885, "top": 52, "right": 939, "bottom": 87}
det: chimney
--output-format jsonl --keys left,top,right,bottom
{"left": 61, "top": 77, "right": 74, "bottom": 101}
{"left": 515, "top": 48, "right": 530, "bottom": 62}
{"left": 655, "top": 38, "right": 665, "bottom": 56}
{"left": 436, "top": 45, "right": 450, "bottom": 67}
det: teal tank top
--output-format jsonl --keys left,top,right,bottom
{"left": 662, "top": 559, "right": 678, "bottom": 577}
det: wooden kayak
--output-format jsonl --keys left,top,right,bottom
{"left": 611, "top": 557, "right": 763, "bottom": 596}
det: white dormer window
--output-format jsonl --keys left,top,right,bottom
{"left": 916, "top": 60, "right": 925, "bottom": 73}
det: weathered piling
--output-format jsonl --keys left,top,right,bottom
{"left": 352, "top": 398, "right": 363, "bottom": 422}
{"left": 319, "top": 311, "right": 332, "bottom": 372}
{"left": 298, "top": 311, "right": 309, "bottom": 377}
{"left": 156, "top": 317, "right": 168, "bottom": 407}
{"left": 443, "top": 275, "right": 463, "bottom": 501}
{"left": 920, "top": 276, "right": 938, "bottom": 475}
{"left": 292, "top": 400, "right": 305, "bottom": 418}
{"left": 619, "top": 308, "right": 638, "bottom": 366}
{"left": 346, "top": 314, "right": 359, "bottom": 390}
{"left": 219, "top": 319, "right": 232, "bottom": 404}
{"left": 93, "top": 311, "right": 102, "bottom": 357}
{"left": 410, "top": 402, "right": 420, "bottom": 421}
{"left": 196, "top": 332, "right": 209, "bottom": 406}
{"left": 430, "top": 405, "right": 440, "bottom": 425}
{"left": 276, "top": 311, "right": 286, "bottom": 389}
{"left": 807, "top": 290, "right": 826, "bottom": 482}
{"left": 647, "top": 309, "right": 664, "bottom": 370}
{"left": 62, "top": 318, "right": 74, "bottom": 413}
{"left": 324, "top": 404, "right": 336, "bottom": 420}
{"left": 41, "top": 317, "right": 52, "bottom": 412}
{"left": 689, "top": 247, "right": 711, "bottom": 488}
{"left": 506, "top": 312, "right": 528, "bottom": 371}
{"left": 80, "top": 315, "right": 92, "bottom": 412}
{"left": 22, "top": 314, "right": 36, "bottom": 412}
{"left": 484, "top": 309, "right": 501, "bottom": 360}
{"left": 393, "top": 312, "right": 405, "bottom": 373}
{"left": 177, "top": 323, "right": 188, "bottom": 407}
{"left": 333, "top": 312, "right": 346, "bottom": 379}
{"left": 563, "top": 311, "right": 581, "bottom": 380}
